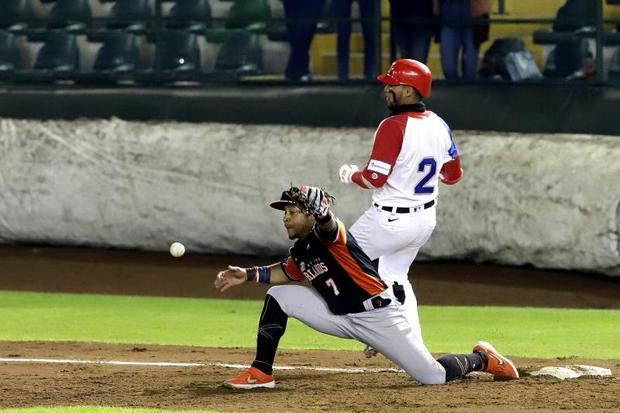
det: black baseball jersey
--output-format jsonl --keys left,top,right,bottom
{"left": 280, "top": 219, "right": 387, "bottom": 315}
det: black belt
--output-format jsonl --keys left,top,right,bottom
{"left": 374, "top": 199, "right": 435, "bottom": 214}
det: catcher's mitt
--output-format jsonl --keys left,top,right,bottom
{"left": 289, "top": 185, "right": 335, "bottom": 218}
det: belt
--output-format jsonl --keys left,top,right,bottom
{"left": 361, "top": 283, "right": 406, "bottom": 312}
{"left": 373, "top": 199, "right": 435, "bottom": 214}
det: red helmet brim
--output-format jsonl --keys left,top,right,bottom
{"left": 377, "top": 73, "right": 400, "bottom": 86}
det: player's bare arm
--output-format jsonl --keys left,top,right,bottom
{"left": 214, "top": 263, "right": 288, "bottom": 292}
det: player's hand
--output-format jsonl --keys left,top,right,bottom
{"left": 214, "top": 265, "right": 247, "bottom": 292}
{"left": 299, "top": 185, "right": 331, "bottom": 218}
{"left": 338, "top": 164, "right": 359, "bottom": 184}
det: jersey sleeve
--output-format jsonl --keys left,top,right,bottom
{"left": 313, "top": 218, "right": 346, "bottom": 245}
{"left": 280, "top": 256, "right": 305, "bottom": 281}
{"left": 438, "top": 118, "right": 463, "bottom": 184}
{"left": 357, "top": 117, "right": 405, "bottom": 187}
{"left": 440, "top": 119, "right": 459, "bottom": 163}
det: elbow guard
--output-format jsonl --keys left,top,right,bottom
{"left": 440, "top": 155, "right": 463, "bottom": 185}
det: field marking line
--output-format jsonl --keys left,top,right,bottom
{"left": 0, "top": 357, "right": 402, "bottom": 374}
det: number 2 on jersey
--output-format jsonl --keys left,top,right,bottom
{"left": 325, "top": 278, "right": 340, "bottom": 296}
{"left": 414, "top": 158, "right": 437, "bottom": 194}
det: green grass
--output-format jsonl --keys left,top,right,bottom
{"left": 0, "top": 291, "right": 618, "bottom": 359}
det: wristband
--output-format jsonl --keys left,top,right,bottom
{"left": 244, "top": 266, "right": 271, "bottom": 284}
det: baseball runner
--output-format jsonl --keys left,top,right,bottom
{"left": 338, "top": 59, "right": 463, "bottom": 357}
{"left": 215, "top": 185, "right": 517, "bottom": 389}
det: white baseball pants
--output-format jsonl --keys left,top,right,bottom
{"left": 267, "top": 284, "right": 446, "bottom": 385}
{"left": 349, "top": 203, "right": 436, "bottom": 335}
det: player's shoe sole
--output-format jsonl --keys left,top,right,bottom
{"left": 363, "top": 345, "right": 379, "bottom": 358}
{"left": 223, "top": 366, "right": 276, "bottom": 389}
{"left": 473, "top": 341, "right": 519, "bottom": 380}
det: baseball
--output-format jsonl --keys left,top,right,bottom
{"left": 169, "top": 242, "right": 185, "bottom": 258}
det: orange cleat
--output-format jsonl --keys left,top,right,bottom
{"left": 473, "top": 341, "right": 519, "bottom": 380}
{"left": 223, "top": 366, "right": 275, "bottom": 389}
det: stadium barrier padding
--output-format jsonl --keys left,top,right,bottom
{"left": 0, "top": 118, "right": 618, "bottom": 276}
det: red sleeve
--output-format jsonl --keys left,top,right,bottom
{"left": 280, "top": 256, "right": 305, "bottom": 281}
{"left": 353, "top": 117, "right": 405, "bottom": 188}
{"left": 440, "top": 154, "right": 464, "bottom": 185}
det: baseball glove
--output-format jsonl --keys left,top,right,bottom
{"left": 289, "top": 185, "right": 335, "bottom": 218}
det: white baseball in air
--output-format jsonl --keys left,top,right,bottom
{"left": 169, "top": 242, "right": 186, "bottom": 258}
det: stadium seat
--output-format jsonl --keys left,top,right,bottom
{"left": 213, "top": 30, "right": 262, "bottom": 75}
{"left": 608, "top": 48, "right": 620, "bottom": 81}
{"left": 12, "top": 29, "right": 80, "bottom": 82}
{"left": 93, "top": 30, "right": 138, "bottom": 72}
{"left": 34, "top": 30, "right": 79, "bottom": 71}
{"left": 158, "top": 30, "right": 201, "bottom": 72}
{"left": 317, "top": 0, "right": 337, "bottom": 34}
{"left": 226, "top": 0, "right": 271, "bottom": 31}
{"left": 167, "top": 0, "right": 212, "bottom": 33}
{"left": 0, "top": 0, "right": 33, "bottom": 32}
{"left": 48, "top": 0, "right": 92, "bottom": 32}
{"left": 543, "top": 38, "right": 593, "bottom": 79}
{"left": 105, "top": 0, "right": 153, "bottom": 33}
{"left": 0, "top": 30, "right": 20, "bottom": 77}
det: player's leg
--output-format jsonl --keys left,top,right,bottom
{"left": 354, "top": 307, "right": 514, "bottom": 384}
{"left": 267, "top": 284, "right": 353, "bottom": 338}
{"left": 351, "top": 306, "right": 447, "bottom": 384}
{"left": 224, "top": 284, "right": 353, "bottom": 389}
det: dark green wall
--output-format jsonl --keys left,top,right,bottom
{"left": 1, "top": 81, "right": 619, "bottom": 134}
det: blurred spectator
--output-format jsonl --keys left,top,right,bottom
{"left": 548, "top": 0, "right": 596, "bottom": 80}
{"left": 282, "top": 0, "right": 327, "bottom": 81}
{"left": 552, "top": 0, "right": 596, "bottom": 32}
{"left": 436, "top": 0, "right": 490, "bottom": 80}
{"left": 389, "top": 0, "right": 436, "bottom": 63}
{"left": 333, "top": 0, "right": 379, "bottom": 80}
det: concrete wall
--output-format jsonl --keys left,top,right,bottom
{"left": 0, "top": 118, "right": 618, "bottom": 276}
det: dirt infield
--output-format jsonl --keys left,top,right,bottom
{"left": 1, "top": 245, "right": 619, "bottom": 412}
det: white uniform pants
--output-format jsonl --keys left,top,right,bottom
{"left": 268, "top": 284, "right": 446, "bottom": 385}
{"left": 350, "top": 203, "right": 436, "bottom": 335}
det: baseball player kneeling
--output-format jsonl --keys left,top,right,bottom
{"left": 214, "top": 185, "right": 517, "bottom": 389}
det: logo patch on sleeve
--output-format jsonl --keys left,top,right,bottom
{"left": 367, "top": 159, "right": 391, "bottom": 175}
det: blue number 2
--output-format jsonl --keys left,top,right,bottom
{"left": 414, "top": 158, "right": 437, "bottom": 194}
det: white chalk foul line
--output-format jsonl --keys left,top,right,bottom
{"left": 0, "top": 357, "right": 402, "bottom": 374}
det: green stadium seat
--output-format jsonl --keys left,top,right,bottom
{"left": 158, "top": 30, "right": 201, "bottom": 73}
{"left": 48, "top": 0, "right": 92, "bottom": 32}
{"left": 0, "top": 30, "right": 20, "bottom": 78}
{"left": 213, "top": 30, "right": 262, "bottom": 76}
{"left": 543, "top": 38, "right": 592, "bottom": 79}
{"left": 0, "top": 0, "right": 33, "bottom": 32}
{"left": 607, "top": 47, "right": 620, "bottom": 78}
{"left": 167, "top": 0, "right": 212, "bottom": 33}
{"left": 105, "top": 0, "right": 152, "bottom": 33}
{"left": 12, "top": 29, "right": 79, "bottom": 82}
{"left": 77, "top": 30, "right": 139, "bottom": 84}
{"left": 226, "top": 0, "right": 271, "bottom": 31}
{"left": 94, "top": 30, "right": 138, "bottom": 72}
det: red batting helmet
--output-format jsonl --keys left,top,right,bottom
{"left": 377, "top": 59, "right": 432, "bottom": 98}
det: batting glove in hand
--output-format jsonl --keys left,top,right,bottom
{"left": 338, "top": 164, "right": 359, "bottom": 184}
{"left": 299, "top": 185, "right": 332, "bottom": 218}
